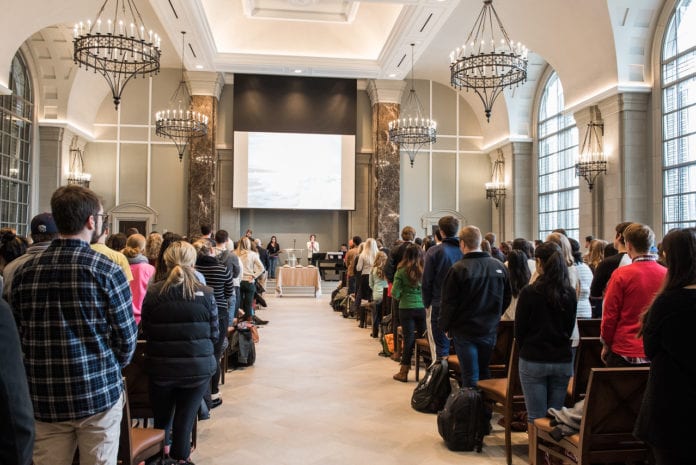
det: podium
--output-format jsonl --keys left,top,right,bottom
{"left": 282, "top": 248, "right": 305, "bottom": 267}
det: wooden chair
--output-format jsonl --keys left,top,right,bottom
{"left": 533, "top": 367, "right": 650, "bottom": 465}
{"left": 577, "top": 318, "right": 601, "bottom": 337}
{"left": 118, "top": 378, "right": 165, "bottom": 465}
{"left": 122, "top": 341, "right": 198, "bottom": 450}
{"left": 566, "top": 337, "right": 604, "bottom": 406}
{"left": 489, "top": 320, "right": 515, "bottom": 378}
{"left": 414, "top": 337, "right": 432, "bottom": 381}
{"left": 477, "top": 340, "right": 526, "bottom": 465}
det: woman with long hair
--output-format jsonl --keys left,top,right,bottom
{"left": 235, "top": 236, "right": 265, "bottom": 320}
{"left": 122, "top": 233, "right": 155, "bottom": 325}
{"left": 634, "top": 227, "right": 696, "bottom": 465}
{"left": 368, "top": 250, "right": 389, "bottom": 338}
{"left": 502, "top": 249, "right": 531, "bottom": 320}
{"left": 266, "top": 235, "right": 280, "bottom": 279}
{"left": 391, "top": 243, "right": 426, "bottom": 382}
{"left": 585, "top": 239, "right": 607, "bottom": 273}
{"left": 145, "top": 231, "right": 163, "bottom": 267}
{"left": 515, "top": 242, "right": 577, "bottom": 437}
{"left": 569, "top": 237, "right": 593, "bottom": 319}
{"left": 141, "top": 241, "right": 218, "bottom": 465}
{"left": 153, "top": 232, "right": 184, "bottom": 283}
{"left": 353, "top": 237, "right": 378, "bottom": 328}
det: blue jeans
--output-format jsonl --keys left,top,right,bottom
{"left": 518, "top": 357, "right": 573, "bottom": 422}
{"left": 398, "top": 307, "right": 426, "bottom": 366}
{"left": 371, "top": 300, "right": 383, "bottom": 337}
{"left": 452, "top": 333, "right": 496, "bottom": 387}
{"left": 150, "top": 379, "right": 208, "bottom": 461}
{"left": 268, "top": 257, "right": 278, "bottom": 278}
{"left": 431, "top": 305, "right": 450, "bottom": 358}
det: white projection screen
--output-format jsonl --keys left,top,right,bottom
{"left": 233, "top": 131, "right": 355, "bottom": 210}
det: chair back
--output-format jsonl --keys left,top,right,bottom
{"left": 568, "top": 337, "right": 604, "bottom": 405}
{"left": 578, "top": 367, "right": 649, "bottom": 463}
{"left": 489, "top": 320, "right": 515, "bottom": 378}
{"left": 122, "top": 340, "right": 152, "bottom": 419}
{"left": 577, "top": 318, "right": 601, "bottom": 337}
{"left": 118, "top": 378, "right": 165, "bottom": 465}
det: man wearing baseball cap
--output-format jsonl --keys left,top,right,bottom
{"left": 2, "top": 212, "right": 59, "bottom": 300}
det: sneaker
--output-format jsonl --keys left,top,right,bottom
{"left": 252, "top": 315, "right": 269, "bottom": 325}
{"left": 208, "top": 398, "right": 222, "bottom": 409}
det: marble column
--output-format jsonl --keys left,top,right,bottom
{"left": 366, "top": 80, "right": 405, "bottom": 248}
{"left": 185, "top": 72, "right": 224, "bottom": 237}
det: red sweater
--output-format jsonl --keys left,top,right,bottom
{"left": 601, "top": 259, "right": 666, "bottom": 358}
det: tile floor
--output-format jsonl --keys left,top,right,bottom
{"left": 190, "top": 283, "right": 530, "bottom": 465}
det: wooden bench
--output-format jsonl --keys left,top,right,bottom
{"left": 566, "top": 336, "right": 603, "bottom": 407}
{"left": 577, "top": 318, "right": 601, "bottom": 337}
{"left": 532, "top": 367, "right": 650, "bottom": 465}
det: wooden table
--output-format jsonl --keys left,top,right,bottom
{"left": 275, "top": 266, "right": 322, "bottom": 297}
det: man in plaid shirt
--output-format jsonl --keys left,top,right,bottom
{"left": 10, "top": 185, "right": 137, "bottom": 465}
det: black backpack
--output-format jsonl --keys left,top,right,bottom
{"left": 437, "top": 387, "right": 489, "bottom": 452}
{"left": 411, "top": 358, "right": 451, "bottom": 413}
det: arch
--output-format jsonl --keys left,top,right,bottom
{"left": 419, "top": 209, "right": 466, "bottom": 238}
{"left": 107, "top": 203, "right": 160, "bottom": 235}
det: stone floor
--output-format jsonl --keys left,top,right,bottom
{"left": 190, "top": 281, "right": 530, "bottom": 465}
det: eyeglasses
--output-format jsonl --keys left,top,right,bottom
{"left": 96, "top": 213, "right": 109, "bottom": 224}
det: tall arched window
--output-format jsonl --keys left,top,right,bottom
{"left": 537, "top": 71, "right": 579, "bottom": 240}
{"left": 662, "top": 0, "right": 696, "bottom": 234}
{"left": 0, "top": 53, "right": 33, "bottom": 236}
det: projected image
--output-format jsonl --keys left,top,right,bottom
{"left": 246, "top": 133, "right": 343, "bottom": 209}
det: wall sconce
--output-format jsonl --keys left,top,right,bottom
{"left": 575, "top": 121, "right": 607, "bottom": 191}
{"left": 485, "top": 150, "right": 506, "bottom": 208}
{"left": 67, "top": 146, "right": 92, "bottom": 188}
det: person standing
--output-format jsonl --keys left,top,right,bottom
{"left": 0, "top": 297, "right": 34, "bottom": 465}
{"left": 601, "top": 223, "right": 666, "bottom": 367}
{"left": 484, "top": 231, "right": 506, "bottom": 262}
{"left": 9, "top": 185, "right": 137, "bottom": 465}
{"left": 307, "top": 234, "right": 320, "bottom": 266}
{"left": 141, "top": 241, "right": 218, "bottom": 465}
{"left": 391, "top": 243, "right": 426, "bottom": 382}
{"left": 440, "top": 225, "right": 512, "bottom": 388}
{"left": 589, "top": 221, "right": 633, "bottom": 317}
{"left": 266, "top": 236, "right": 280, "bottom": 279}
{"left": 122, "top": 233, "right": 156, "bottom": 325}
{"left": 634, "top": 227, "right": 696, "bottom": 465}
{"left": 354, "top": 237, "right": 377, "bottom": 328}
{"left": 515, "top": 242, "right": 577, "bottom": 432}
{"left": 422, "top": 215, "right": 462, "bottom": 360}
{"left": 2, "top": 212, "right": 59, "bottom": 301}
{"left": 368, "top": 251, "right": 389, "bottom": 338}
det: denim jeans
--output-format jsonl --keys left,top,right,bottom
{"left": 430, "top": 305, "right": 450, "bottom": 358}
{"left": 398, "top": 307, "right": 427, "bottom": 366}
{"left": 268, "top": 257, "right": 278, "bottom": 278}
{"left": 240, "top": 280, "right": 256, "bottom": 317}
{"left": 371, "top": 299, "right": 383, "bottom": 337}
{"left": 518, "top": 357, "right": 573, "bottom": 422}
{"left": 452, "top": 333, "right": 496, "bottom": 387}
{"left": 150, "top": 379, "right": 209, "bottom": 461}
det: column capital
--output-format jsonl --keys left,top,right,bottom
{"left": 366, "top": 79, "right": 406, "bottom": 106}
{"left": 185, "top": 71, "right": 225, "bottom": 100}
{"left": 597, "top": 92, "right": 649, "bottom": 117}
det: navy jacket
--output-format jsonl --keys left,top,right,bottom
{"left": 141, "top": 282, "right": 218, "bottom": 383}
{"left": 440, "top": 251, "right": 512, "bottom": 337}
{"left": 422, "top": 237, "right": 463, "bottom": 308}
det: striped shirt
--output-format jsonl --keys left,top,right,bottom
{"left": 10, "top": 238, "right": 137, "bottom": 422}
{"left": 195, "top": 255, "right": 234, "bottom": 315}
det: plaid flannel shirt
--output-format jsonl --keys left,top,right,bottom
{"left": 10, "top": 238, "right": 137, "bottom": 422}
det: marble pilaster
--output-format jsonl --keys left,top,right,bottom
{"left": 187, "top": 94, "right": 217, "bottom": 237}
{"left": 366, "top": 79, "right": 405, "bottom": 248}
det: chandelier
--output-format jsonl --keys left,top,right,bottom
{"left": 73, "top": 0, "right": 161, "bottom": 110}
{"left": 155, "top": 32, "right": 209, "bottom": 162}
{"left": 449, "top": 0, "right": 528, "bottom": 122}
{"left": 67, "top": 146, "right": 92, "bottom": 188}
{"left": 388, "top": 43, "right": 437, "bottom": 167}
{"left": 485, "top": 150, "right": 506, "bottom": 208}
{"left": 576, "top": 122, "right": 607, "bottom": 191}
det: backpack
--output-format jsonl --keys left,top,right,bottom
{"left": 437, "top": 387, "right": 489, "bottom": 452}
{"left": 411, "top": 358, "right": 451, "bottom": 413}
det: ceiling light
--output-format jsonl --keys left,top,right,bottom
{"left": 388, "top": 43, "right": 437, "bottom": 167}
{"left": 449, "top": 0, "right": 528, "bottom": 122}
{"left": 576, "top": 122, "right": 607, "bottom": 191}
{"left": 155, "top": 31, "right": 209, "bottom": 162}
{"left": 73, "top": 0, "right": 161, "bottom": 110}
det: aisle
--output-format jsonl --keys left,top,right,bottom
{"left": 191, "top": 292, "right": 529, "bottom": 465}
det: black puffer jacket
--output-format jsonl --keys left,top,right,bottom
{"left": 141, "top": 281, "right": 219, "bottom": 383}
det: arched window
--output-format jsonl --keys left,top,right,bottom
{"left": 662, "top": 0, "right": 696, "bottom": 233}
{"left": 0, "top": 53, "right": 33, "bottom": 236}
{"left": 537, "top": 71, "right": 579, "bottom": 240}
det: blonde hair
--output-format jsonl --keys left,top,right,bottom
{"left": 359, "top": 238, "right": 378, "bottom": 268}
{"left": 373, "top": 251, "right": 388, "bottom": 279}
{"left": 161, "top": 241, "right": 200, "bottom": 300}
{"left": 193, "top": 238, "right": 215, "bottom": 256}
{"left": 585, "top": 239, "right": 607, "bottom": 270}
{"left": 545, "top": 232, "right": 574, "bottom": 267}
{"left": 145, "top": 232, "right": 163, "bottom": 262}
{"left": 122, "top": 233, "right": 146, "bottom": 258}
